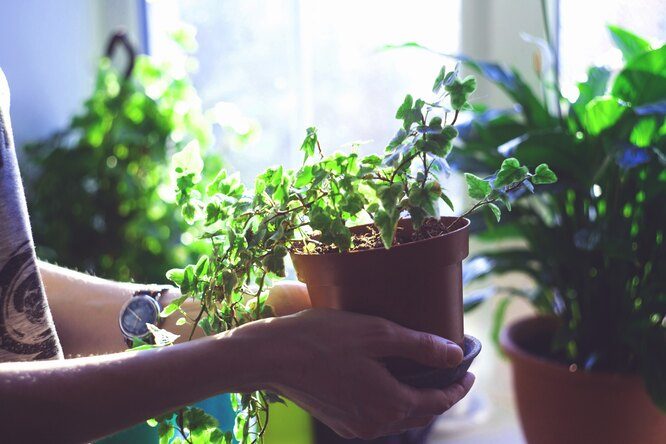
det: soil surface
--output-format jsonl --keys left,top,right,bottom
{"left": 294, "top": 217, "right": 457, "bottom": 255}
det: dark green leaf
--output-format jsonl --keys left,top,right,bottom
{"left": 532, "top": 163, "right": 558, "bottom": 184}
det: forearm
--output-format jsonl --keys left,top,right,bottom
{"left": 38, "top": 261, "right": 203, "bottom": 356}
{"left": 0, "top": 322, "right": 277, "bottom": 443}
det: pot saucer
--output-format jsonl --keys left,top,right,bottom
{"left": 394, "top": 335, "right": 481, "bottom": 389}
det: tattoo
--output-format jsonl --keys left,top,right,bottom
{"left": 0, "top": 241, "right": 61, "bottom": 361}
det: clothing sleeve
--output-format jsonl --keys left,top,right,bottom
{"left": 0, "top": 68, "right": 63, "bottom": 362}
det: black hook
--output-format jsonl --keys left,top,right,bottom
{"left": 104, "top": 29, "right": 136, "bottom": 80}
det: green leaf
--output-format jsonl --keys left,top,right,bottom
{"left": 395, "top": 95, "right": 414, "bottom": 119}
{"left": 408, "top": 183, "right": 440, "bottom": 218}
{"left": 608, "top": 25, "right": 652, "bottom": 62}
{"left": 263, "top": 253, "right": 286, "bottom": 276}
{"left": 488, "top": 203, "right": 501, "bottom": 222}
{"left": 582, "top": 96, "right": 627, "bottom": 136}
{"left": 574, "top": 66, "right": 611, "bottom": 111}
{"left": 166, "top": 268, "right": 185, "bottom": 286}
{"left": 157, "top": 422, "right": 175, "bottom": 444}
{"left": 377, "top": 182, "right": 404, "bottom": 214}
{"left": 374, "top": 210, "right": 399, "bottom": 248}
{"left": 222, "top": 270, "right": 238, "bottom": 296}
{"left": 494, "top": 157, "right": 529, "bottom": 188}
{"left": 464, "top": 173, "right": 491, "bottom": 199}
{"left": 194, "top": 256, "right": 210, "bottom": 277}
{"left": 432, "top": 66, "right": 447, "bottom": 93}
{"left": 300, "top": 127, "right": 318, "bottom": 161}
{"left": 612, "top": 45, "right": 666, "bottom": 106}
{"left": 386, "top": 128, "right": 408, "bottom": 152}
{"left": 146, "top": 418, "right": 158, "bottom": 427}
{"left": 440, "top": 192, "right": 454, "bottom": 211}
{"left": 172, "top": 141, "right": 203, "bottom": 177}
{"left": 532, "top": 163, "right": 558, "bottom": 184}
{"left": 160, "top": 295, "right": 188, "bottom": 318}
{"left": 630, "top": 118, "right": 658, "bottom": 147}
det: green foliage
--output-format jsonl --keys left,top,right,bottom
{"left": 22, "top": 37, "right": 225, "bottom": 282}
{"left": 161, "top": 64, "right": 554, "bottom": 441}
{"left": 446, "top": 25, "right": 665, "bottom": 409}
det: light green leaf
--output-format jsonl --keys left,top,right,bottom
{"left": 166, "top": 268, "right": 185, "bottom": 286}
{"left": 608, "top": 25, "right": 652, "bottom": 62}
{"left": 582, "top": 96, "right": 627, "bottom": 136}
{"left": 172, "top": 140, "right": 203, "bottom": 177}
{"left": 630, "top": 118, "right": 658, "bottom": 147}
{"left": 300, "top": 127, "right": 318, "bottom": 161}
{"left": 160, "top": 295, "right": 188, "bottom": 318}
{"left": 464, "top": 173, "right": 491, "bottom": 199}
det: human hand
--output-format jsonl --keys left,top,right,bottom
{"left": 266, "top": 281, "right": 311, "bottom": 316}
{"left": 246, "top": 308, "right": 474, "bottom": 440}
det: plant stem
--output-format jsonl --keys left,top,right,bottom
{"left": 451, "top": 110, "right": 460, "bottom": 125}
{"left": 389, "top": 152, "right": 418, "bottom": 183}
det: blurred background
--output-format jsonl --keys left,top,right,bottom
{"left": 0, "top": 0, "right": 664, "bottom": 443}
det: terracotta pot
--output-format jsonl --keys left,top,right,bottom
{"left": 501, "top": 316, "right": 666, "bottom": 444}
{"left": 290, "top": 216, "right": 469, "bottom": 346}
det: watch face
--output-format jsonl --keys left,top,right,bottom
{"left": 120, "top": 295, "right": 160, "bottom": 339}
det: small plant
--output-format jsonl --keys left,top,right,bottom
{"left": 154, "top": 65, "right": 556, "bottom": 443}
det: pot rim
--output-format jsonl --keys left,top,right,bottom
{"left": 290, "top": 216, "right": 470, "bottom": 258}
{"left": 500, "top": 315, "right": 642, "bottom": 384}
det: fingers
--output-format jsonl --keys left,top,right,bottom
{"left": 369, "top": 321, "right": 463, "bottom": 368}
{"left": 405, "top": 372, "right": 476, "bottom": 416}
{"left": 266, "top": 281, "right": 311, "bottom": 316}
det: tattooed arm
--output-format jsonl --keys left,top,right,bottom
{"left": 38, "top": 261, "right": 311, "bottom": 356}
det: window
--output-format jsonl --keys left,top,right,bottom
{"left": 559, "top": 0, "right": 666, "bottom": 98}
{"left": 147, "top": 0, "right": 461, "bottom": 180}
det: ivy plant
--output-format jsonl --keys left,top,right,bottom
{"left": 153, "top": 65, "right": 556, "bottom": 443}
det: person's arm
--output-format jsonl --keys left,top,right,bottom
{"left": 38, "top": 261, "right": 310, "bottom": 357}
{"left": 0, "top": 309, "right": 473, "bottom": 443}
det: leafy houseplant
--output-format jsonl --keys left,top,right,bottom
{"left": 22, "top": 31, "right": 223, "bottom": 283}
{"left": 429, "top": 24, "right": 664, "bottom": 443}
{"left": 156, "top": 65, "right": 556, "bottom": 443}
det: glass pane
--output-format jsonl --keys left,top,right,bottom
{"left": 559, "top": 0, "right": 666, "bottom": 98}
{"left": 148, "top": 0, "right": 461, "bottom": 180}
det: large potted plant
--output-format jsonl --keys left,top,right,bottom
{"left": 445, "top": 25, "right": 665, "bottom": 443}
{"left": 154, "top": 65, "right": 556, "bottom": 443}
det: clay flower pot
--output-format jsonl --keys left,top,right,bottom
{"left": 290, "top": 216, "right": 480, "bottom": 388}
{"left": 501, "top": 316, "right": 666, "bottom": 444}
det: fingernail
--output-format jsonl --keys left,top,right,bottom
{"left": 446, "top": 342, "right": 463, "bottom": 366}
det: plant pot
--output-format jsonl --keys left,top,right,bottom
{"left": 290, "top": 216, "right": 480, "bottom": 388}
{"left": 501, "top": 316, "right": 666, "bottom": 444}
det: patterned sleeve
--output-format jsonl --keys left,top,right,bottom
{"left": 0, "top": 68, "right": 63, "bottom": 362}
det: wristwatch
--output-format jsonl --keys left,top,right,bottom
{"left": 119, "top": 288, "right": 170, "bottom": 347}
